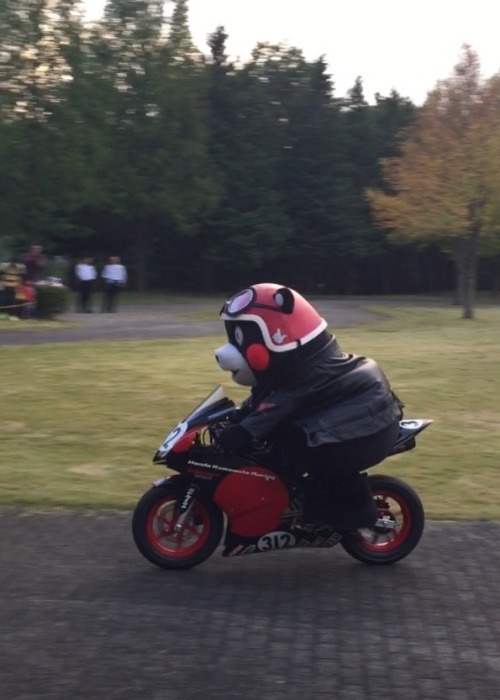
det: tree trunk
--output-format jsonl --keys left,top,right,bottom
{"left": 457, "top": 232, "right": 479, "bottom": 319}
{"left": 452, "top": 241, "right": 466, "bottom": 306}
{"left": 462, "top": 263, "right": 475, "bottom": 319}
{"left": 454, "top": 266, "right": 466, "bottom": 306}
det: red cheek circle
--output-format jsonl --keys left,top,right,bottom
{"left": 246, "top": 344, "right": 270, "bottom": 371}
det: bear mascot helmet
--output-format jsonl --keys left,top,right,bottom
{"left": 215, "top": 283, "right": 328, "bottom": 387}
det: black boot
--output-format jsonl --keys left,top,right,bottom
{"left": 327, "top": 499, "right": 378, "bottom": 530}
{"left": 303, "top": 475, "right": 378, "bottom": 531}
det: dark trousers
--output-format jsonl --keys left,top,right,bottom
{"left": 282, "top": 421, "right": 400, "bottom": 514}
{"left": 77, "top": 281, "right": 93, "bottom": 312}
{"left": 101, "top": 282, "right": 120, "bottom": 312}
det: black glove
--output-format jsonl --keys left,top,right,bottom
{"left": 217, "top": 424, "right": 253, "bottom": 453}
{"left": 228, "top": 408, "right": 245, "bottom": 424}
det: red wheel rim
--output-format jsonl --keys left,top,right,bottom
{"left": 355, "top": 489, "right": 412, "bottom": 552}
{"left": 146, "top": 496, "right": 211, "bottom": 558}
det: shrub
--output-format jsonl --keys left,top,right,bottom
{"left": 36, "top": 284, "right": 70, "bottom": 319}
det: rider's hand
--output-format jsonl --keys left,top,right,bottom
{"left": 228, "top": 408, "right": 245, "bottom": 424}
{"left": 228, "top": 401, "right": 252, "bottom": 424}
{"left": 216, "top": 424, "right": 253, "bottom": 453}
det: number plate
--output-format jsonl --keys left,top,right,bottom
{"left": 257, "top": 531, "right": 296, "bottom": 551}
{"left": 156, "top": 421, "right": 188, "bottom": 458}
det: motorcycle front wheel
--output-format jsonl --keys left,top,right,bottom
{"left": 340, "top": 474, "right": 425, "bottom": 565}
{"left": 132, "top": 484, "right": 224, "bottom": 570}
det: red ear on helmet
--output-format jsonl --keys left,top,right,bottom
{"left": 246, "top": 344, "right": 270, "bottom": 371}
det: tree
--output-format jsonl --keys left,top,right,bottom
{"left": 94, "top": 0, "right": 218, "bottom": 289}
{"left": 367, "top": 46, "right": 500, "bottom": 318}
{"left": 200, "top": 39, "right": 295, "bottom": 289}
{"left": 276, "top": 55, "right": 345, "bottom": 291}
{"left": 0, "top": 0, "right": 81, "bottom": 249}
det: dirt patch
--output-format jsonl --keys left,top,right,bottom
{"left": 68, "top": 463, "right": 112, "bottom": 477}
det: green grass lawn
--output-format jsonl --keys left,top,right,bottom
{"left": 1, "top": 304, "right": 500, "bottom": 519}
{"left": 0, "top": 318, "right": 80, "bottom": 331}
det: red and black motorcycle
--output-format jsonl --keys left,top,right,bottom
{"left": 132, "top": 387, "right": 431, "bottom": 570}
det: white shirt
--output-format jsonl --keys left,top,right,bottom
{"left": 102, "top": 263, "right": 127, "bottom": 285}
{"left": 75, "top": 263, "right": 97, "bottom": 282}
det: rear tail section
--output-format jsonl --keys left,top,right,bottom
{"left": 391, "top": 419, "right": 433, "bottom": 455}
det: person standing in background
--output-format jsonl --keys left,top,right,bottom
{"left": 23, "top": 244, "right": 47, "bottom": 283}
{"left": 19, "top": 280, "right": 37, "bottom": 319}
{"left": 0, "top": 256, "right": 26, "bottom": 319}
{"left": 75, "top": 257, "right": 97, "bottom": 313}
{"left": 101, "top": 256, "right": 127, "bottom": 313}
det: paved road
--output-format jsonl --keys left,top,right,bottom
{"left": 1, "top": 509, "right": 499, "bottom": 700}
{"left": 0, "top": 299, "right": 386, "bottom": 345}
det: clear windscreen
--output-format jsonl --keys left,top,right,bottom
{"left": 183, "top": 385, "right": 226, "bottom": 423}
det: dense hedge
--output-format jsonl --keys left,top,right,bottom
{"left": 36, "top": 284, "right": 70, "bottom": 319}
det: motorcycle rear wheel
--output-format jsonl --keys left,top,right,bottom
{"left": 132, "top": 484, "right": 224, "bottom": 570}
{"left": 340, "top": 474, "right": 424, "bottom": 565}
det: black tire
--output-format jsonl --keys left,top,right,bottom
{"left": 132, "top": 484, "right": 224, "bottom": 570}
{"left": 340, "top": 474, "right": 425, "bottom": 565}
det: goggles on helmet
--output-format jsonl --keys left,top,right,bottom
{"left": 221, "top": 288, "right": 289, "bottom": 317}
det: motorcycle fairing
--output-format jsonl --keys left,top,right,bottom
{"left": 222, "top": 525, "right": 343, "bottom": 556}
{"left": 153, "top": 386, "right": 235, "bottom": 464}
{"left": 213, "top": 466, "right": 289, "bottom": 537}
